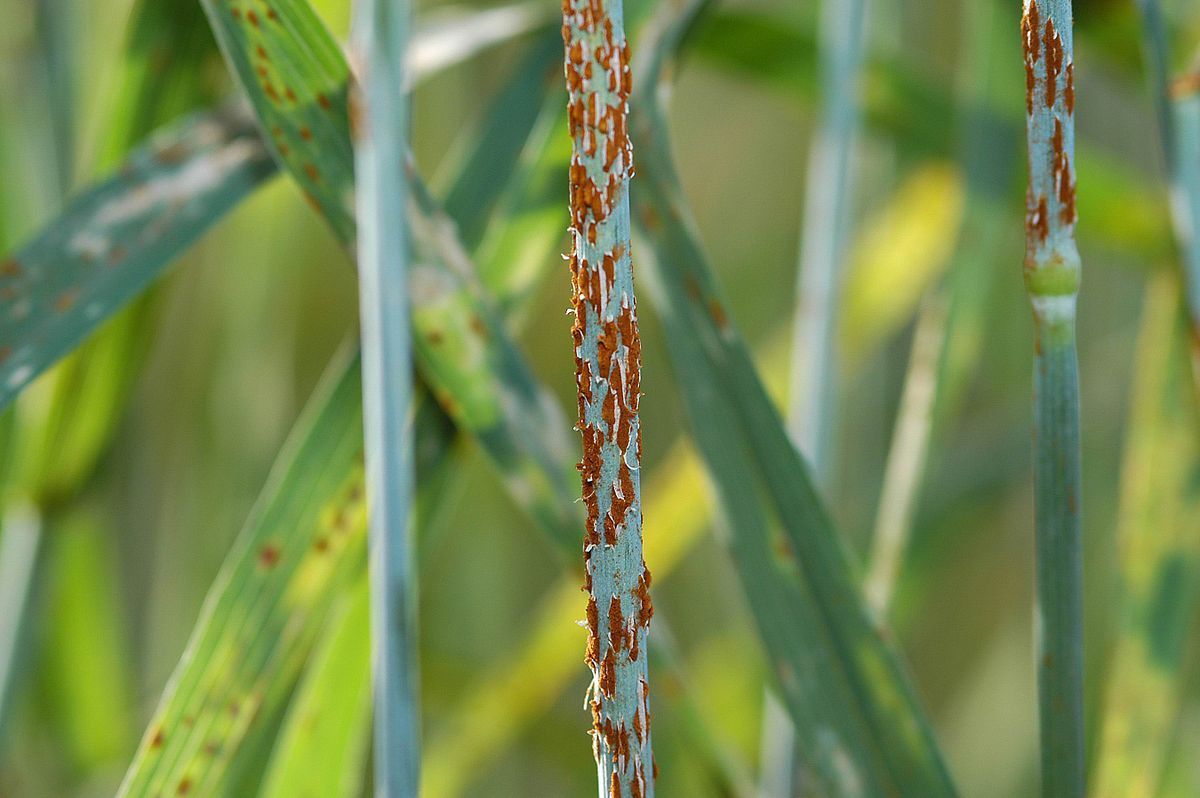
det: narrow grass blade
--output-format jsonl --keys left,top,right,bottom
{"left": 117, "top": 350, "right": 369, "bottom": 798}
{"left": 1020, "top": 2, "right": 1084, "bottom": 795}
{"left": 120, "top": 36, "right": 579, "bottom": 792}
{"left": 1089, "top": 5, "right": 1200, "bottom": 794}
{"left": 863, "top": 295, "right": 948, "bottom": 613}
{"left": 260, "top": 576, "right": 372, "bottom": 798}
{"left": 560, "top": 0, "right": 656, "bottom": 791}
{"left": 349, "top": 0, "right": 421, "bottom": 791}
{"left": 1094, "top": 276, "right": 1200, "bottom": 797}
{"left": 200, "top": 0, "right": 580, "bottom": 546}
{"left": 434, "top": 33, "right": 562, "bottom": 250}
{"left": 0, "top": 107, "right": 275, "bottom": 409}
{"left": 0, "top": 503, "right": 42, "bottom": 745}
{"left": 786, "top": 0, "right": 864, "bottom": 474}
{"left": 629, "top": 1, "right": 955, "bottom": 794}
{"left": 765, "top": 0, "right": 865, "bottom": 787}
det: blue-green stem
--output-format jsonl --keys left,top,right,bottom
{"left": 562, "top": 0, "right": 654, "bottom": 794}
{"left": 766, "top": 0, "right": 865, "bottom": 792}
{"left": 1021, "top": 1, "right": 1083, "bottom": 794}
{"left": 350, "top": 0, "right": 420, "bottom": 793}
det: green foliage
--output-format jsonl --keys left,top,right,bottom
{"left": 4, "top": 0, "right": 1200, "bottom": 795}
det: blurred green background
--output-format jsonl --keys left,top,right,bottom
{"left": 1, "top": 0, "right": 1199, "bottom": 795}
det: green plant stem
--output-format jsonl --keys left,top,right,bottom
{"left": 350, "top": 0, "right": 421, "bottom": 794}
{"left": 1021, "top": 1, "right": 1084, "bottom": 794}
{"left": 561, "top": 0, "right": 654, "bottom": 794}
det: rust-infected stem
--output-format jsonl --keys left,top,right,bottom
{"left": 562, "top": 0, "right": 654, "bottom": 795}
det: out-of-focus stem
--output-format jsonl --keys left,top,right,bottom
{"left": 864, "top": 295, "right": 948, "bottom": 613}
{"left": 765, "top": 0, "right": 865, "bottom": 793}
{"left": 349, "top": 0, "right": 421, "bottom": 793}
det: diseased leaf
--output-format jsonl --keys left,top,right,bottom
{"left": 200, "top": 0, "right": 580, "bottom": 545}
{"left": 0, "top": 106, "right": 276, "bottom": 409}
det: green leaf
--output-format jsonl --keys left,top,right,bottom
{"left": 199, "top": 0, "right": 580, "bottom": 546}
{"left": 1093, "top": 275, "right": 1200, "bottom": 797}
{"left": 260, "top": 576, "right": 372, "bottom": 798}
{"left": 120, "top": 27, "right": 578, "bottom": 793}
{"left": 629, "top": 2, "right": 955, "bottom": 794}
{"left": 117, "top": 349, "right": 369, "bottom": 798}
{"left": 0, "top": 106, "right": 276, "bottom": 411}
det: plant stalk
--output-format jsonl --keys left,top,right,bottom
{"left": 1021, "top": 1, "right": 1084, "bottom": 794}
{"left": 350, "top": 0, "right": 421, "bottom": 793}
{"left": 561, "top": 0, "right": 655, "bottom": 793}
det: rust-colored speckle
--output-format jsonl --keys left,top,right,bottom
{"left": 256, "top": 45, "right": 268, "bottom": 60}
{"left": 266, "top": 7, "right": 279, "bottom": 22}
{"left": 708, "top": 299, "right": 727, "bottom": 329}
{"left": 1171, "top": 71, "right": 1200, "bottom": 100}
{"left": 608, "top": 596, "right": 625, "bottom": 651}
{"left": 54, "top": 289, "right": 79, "bottom": 313}
{"left": 599, "top": 648, "right": 617, "bottom": 697}
{"left": 286, "top": 87, "right": 297, "bottom": 103}
{"left": 299, "top": 126, "right": 313, "bottom": 141}
{"left": 246, "top": 9, "right": 260, "bottom": 26}
{"left": 177, "top": 778, "right": 192, "bottom": 795}
{"left": 1043, "top": 20, "right": 1063, "bottom": 109}
{"left": 1026, "top": 194, "right": 1048, "bottom": 245}
{"left": 0, "top": 258, "right": 20, "bottom": 278}
{"left": 314, "top": 536, "right": 329, "bottom": 553}
{"left": 304, "top": 163, "right": 321, "bottom": 182}
{"left": 317, "top": 93, "right": 331, "bottom": 109}
{"left": 609, "top": 771, "right": 620, "bottom": 798}
{"left": 1020, "top": 1, "right": 1041, "bottom": 116}
{"left": 258, "top": 543, "right": 281, "bottom": 568}
{"left": 108, "top": 245, "right": 128, "bottom": 265}
{"left": 1064, "top": 63, "right": 1075, "bottom": 114}
{"left": 230, "top": 6, "right": 241, "bottom": 19}
{"left": 150, "top": 727, "right": 165, "bottom": 749}
{"left": 586, "top": 596, "right": 600, "bottom": 666}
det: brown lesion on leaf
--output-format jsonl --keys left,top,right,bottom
{"left": 54, "top": 289, "right": 79, "bottom": 313}
{"left": 258, "top": 542, "right": 281, "bottom": 568}
{"left": 1, "top": 258, "right": 21, "bottom": 278}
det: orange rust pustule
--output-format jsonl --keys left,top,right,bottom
{"left": 1026, "top": 194, "right": 1049, "bottom": 246}
{"left": 258, "top": 543, "right": 281, "bottom": 569}
{"left": 599, "top": 648, "right": 617, "bottom": 698}
{"left": 1043, "top": 20, "right": 1063, "bottom": 109}
{"left": 1065, "top": 63, "right": 1075, "bottom": 114}
{"left": 608, "top": 596, "right": 626, "bottom": 651}
{"left": 1021, "top": 1, "right": 1042, "bottom": 116}
{"left": 586, "top": 596, "right": 601, "bottom": 666}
